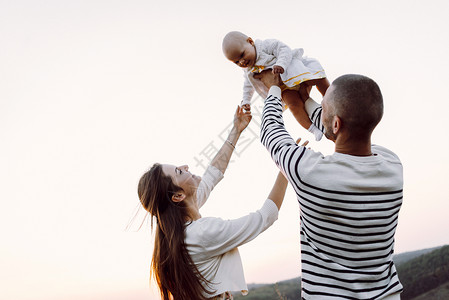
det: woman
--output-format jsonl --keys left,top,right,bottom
{"left": 138, "top": 106, "right": 301, "bottom": 299}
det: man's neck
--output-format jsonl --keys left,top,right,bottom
{"left": 334, "top": 135, "right": 372, "bottom": 156}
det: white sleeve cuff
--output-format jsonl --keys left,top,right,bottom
{"left": 261, "top": 199, "right": 280, "bottom": 225}
{"left": 204, "top": 165, "right": 224, "bottom": 182}
{"left": 304, "top": 97, "right": 321, "bottom": 116}
{"left": 196, "top": 165, "right": 224, "bottom": 208}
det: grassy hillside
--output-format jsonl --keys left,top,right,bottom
{"left": 233, "top": 245, "right": 449, "bottom": 300}
{"left": 233, "top": 278, "right": 301, "bottom": 300}
{"left": 393, "top": 246, "right": 443, "bottom": 266}
{"left": 410, "top": 280, "right": 449, "bottom": 300}
{"left": 396, "top": 245, "right": 449, "bottom": 300}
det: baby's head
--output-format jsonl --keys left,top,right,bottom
{"left": 222, "top": 31, "right": 257, "bottom": 69}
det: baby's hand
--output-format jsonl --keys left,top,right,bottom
{"left": 242, "top": 104, "right": 251, "bottom": 112}
{"left": 272, "top": 65, "right": 284, "bottom": 74}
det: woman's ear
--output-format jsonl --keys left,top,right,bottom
{"left": 172, "top": 192, "right": 186, "bottom": 203}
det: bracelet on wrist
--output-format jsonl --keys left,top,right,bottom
{"left": 226, "top": 139, "right": 236, "bottom": 149}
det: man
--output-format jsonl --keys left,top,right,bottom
{"left": 255, "top": 70, "right": 403, "bottom": 299}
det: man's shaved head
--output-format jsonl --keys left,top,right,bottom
{"left": 326, "top": 74, "right": 384, "bottom": 138}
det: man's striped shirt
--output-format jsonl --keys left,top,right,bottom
{"left": 260, "top": 86, "right": 403, "bottom": 299}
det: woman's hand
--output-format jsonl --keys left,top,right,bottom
{"left": 233, "top": 105, "right": 252, "bottom": 134}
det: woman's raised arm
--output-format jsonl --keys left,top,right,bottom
{"left": 210, "top": 105, "right": 252, "bottom": 174}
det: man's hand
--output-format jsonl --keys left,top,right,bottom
{"left": 253, "top": 69, "right": 282, "bottom": 89}
{"left": 272, "top": 65, "right": 284, "bottom": 74}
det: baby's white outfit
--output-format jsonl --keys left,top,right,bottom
{"left": 242, "top": 39, "right": 326, "bottom": 106}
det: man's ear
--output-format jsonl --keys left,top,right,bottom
{"left": 332, "top": 116, "right": 342, "bottom": 135}
{"left": 172, "top": 192, "right": 186, "bottom": 203}
{"left": 247, "top": 37, "right": 254, "bottom": 45}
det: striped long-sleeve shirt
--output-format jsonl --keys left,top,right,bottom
{"left": 260, "top": 86, "right": 403, "bottom": 300}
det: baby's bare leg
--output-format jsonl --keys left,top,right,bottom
{"left": 299, "top": 78, "right": 331, "bottom": 97}
{"left": 299, "top": 84, "right": 311, "bottom": 103}
{"left": 282, "top": 89, "right": 312, "bottom": 130}
{"left": 303, "top": 78, "right": 330, "bottom": 97}
{"left": 316, "top": 78, "right": 330, "bottom": 96}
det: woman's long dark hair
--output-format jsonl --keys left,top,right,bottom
{"left": 138, "top": 163, "right": 214, "bottom": 300}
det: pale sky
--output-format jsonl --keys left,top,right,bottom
{"left": 1, "top": 1, "right": 449, "bottom": 299}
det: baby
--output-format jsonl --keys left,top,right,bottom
{"left": 222, "top": 31, "right": 329, "bottom": 141}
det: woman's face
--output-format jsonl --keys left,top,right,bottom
{"left": 161, "top": 164, "right": 201, "bottom": 197}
